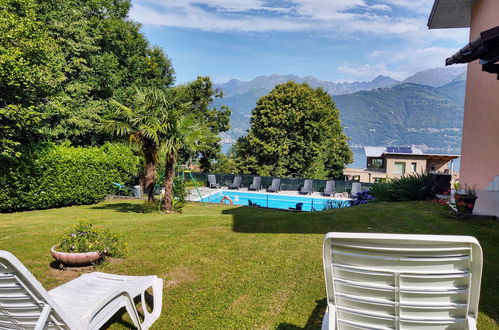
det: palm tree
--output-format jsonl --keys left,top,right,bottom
{"left": 161, "top": 113, "right": 215, "bottom": 211}
{"left": 104, "top": 87, "right": 171, "bottom": 202}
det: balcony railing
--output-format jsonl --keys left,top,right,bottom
{"left": 366, "top": 167, "right": 387, "bottom": 173}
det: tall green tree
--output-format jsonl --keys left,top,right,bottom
{"left": 0, "top": 0, "right": 65, "bottom": 158}
{"left": 232, "top": 81, "right": 352, "bottom": 179}
{"left": 176, "top": 77, "right": 231, "bottom": 171}
{"left": 0, "top": 0, "right": 175, "bottom": 158}
{"left": 104, "top": 87, "right": 172, "bottom": 202}
{"left": 39, "top": 0, "right": 175, "bottom": 146}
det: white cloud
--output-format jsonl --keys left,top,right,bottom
{"left": 337, "top": 63, "right": 408, "bottom": 81}
{"left": 369, "top": 4, "right": 392, "bottom": 12}
{"left": 378, "top": 0, "right": 434, "bottom": 14}
{"left": 130, "top": 0, "right": 434, "bottom": 37}
{"left": 343, "top": 46, "right": 463, "bottom": 81}
{"left": 130, "top": 4, "right": 309, "bottom": 32}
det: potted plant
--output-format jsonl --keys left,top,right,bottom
{"left": 51, "top": 221, "right": 126, "bottom": 266}
{"left": 453, "top": 184, "right": 478, "bottom": 214}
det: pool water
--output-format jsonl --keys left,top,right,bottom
{"left": 201, "top": 191, "right": 351, "bottom": 211}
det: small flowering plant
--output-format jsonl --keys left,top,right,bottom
{"left": 455, "top": 200, "right": 476, "bottom": 214}
{"left": 430, "top": 198, "right": 448, "bottom": 207}
{"left": 453, "top": 184, "right": 477, "bottom": 214}
{"left": 351, "top": 190, "right": 375, "bottom": 206}
{"left": 58, "top": 221, "right": 127, "bottom": 258}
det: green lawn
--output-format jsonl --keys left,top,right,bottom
{"left": 0, "top": 201, "right": 498, "bottom": 329}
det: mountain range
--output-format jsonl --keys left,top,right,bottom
{"left": 213, "top": 66, "right": 467, "bottom": 153}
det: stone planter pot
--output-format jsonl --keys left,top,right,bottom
{"left": 51, "top": 245, "right": 101, "bottom": 266}
{"left": 454, "top": 195, "right": 478, "bottom": 214}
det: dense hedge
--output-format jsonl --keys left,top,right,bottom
{"left": 0, "top": 143, "right": 138, "bottom": 212}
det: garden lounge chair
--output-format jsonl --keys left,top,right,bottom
{"left": 323, "top": 181, "right": 335, "bottom": 197}
{"left": 321, "top": 232, "right": 483, "bottom": 330}
{"left": 207, "top": 174, "right": 220, "bottom": 189}
{"left": 289, "top": 202, "right": 303, "bottom": 211}
{"left": 228, "top": 176, "right": 242, "bottom": 190}
{"left": 248, "top": 177, "right": 262, "bottom": 191}
{"left": 299, "top": 180, "right": 313, "bottom": 195}
{"left": 0, "top": 250, "right": 163, "bottom": 330}
{"left": 267, "top": 179, "right": 281, "bottom": 193}
{"left": 248, "top": 199, "right": 260, "bottom": 207}
{"left": 350, "top": 182, "right": 361, "bottom": 198}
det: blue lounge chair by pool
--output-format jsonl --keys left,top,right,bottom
{"left": 323, "top": 181, "right": 336, "bottom": 197}
{"left": 248, "top": 177, "right": 262, "bottom": 191}
{"left": 299, "top": 180, "right": 314, "bottom": 195}
{"left": 267, "top": 179, "right": 281, "bottom": 193}
{"left": 289, "top": 202, "right": 303, "bottom": 211}
{"left": 228, "top": 176, "right": 242, "bottom": 190}
{"left": 248, "top": 199, "right": 260, "bottom": 207}
{"left": 207, "top": 174, "right": 220, "bottom": 189}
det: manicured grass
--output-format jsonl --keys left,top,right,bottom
{"left": 0, "top": 201, "right": 498, "bottom": 329}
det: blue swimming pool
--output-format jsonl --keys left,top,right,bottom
{"left": 201, "top": 191, "right": 351, "bottom": 211}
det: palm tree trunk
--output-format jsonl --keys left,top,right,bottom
{"left": 143, "top": 141, "right": 158, "bottom": 202}
{"left": 163, "top": 151, "right": 176, "bottom": 211}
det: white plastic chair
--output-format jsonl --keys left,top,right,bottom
{"left": 322, "top": 233, "right": 482, "bottom": 330}
{"left": 350, "top": 183, "right": 361, "bottom": 198}
{"left": 0, "top": 250, "right": 163, "bottom": 329}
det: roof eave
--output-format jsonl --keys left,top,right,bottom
{"left": 427, "top": 0, "right": 474, "bottom": 29}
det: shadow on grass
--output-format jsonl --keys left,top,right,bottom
{"left": 99, "top": 307, "right": 136, "bottom": 329}
{"left": 224, "top": 205, "right": 340, "bottom": 234}
{"left": 225, "top": 204, "right": 499, "bottom": 325}
{"left": 277, "top": 298, "right": 326, "bottom": 330}
{"left": 90, "top": 202, "right": 143, "bottom": 213}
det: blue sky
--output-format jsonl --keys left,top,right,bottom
{"left": 130, "top": 0, "right": 469, "bottom": 84}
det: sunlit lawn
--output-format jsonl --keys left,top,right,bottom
{"left": 0, "top": 200, "right": 498, "bottom": 329}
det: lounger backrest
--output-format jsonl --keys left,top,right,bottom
{"left": 0, "top": 251, "right": 72, "bottom": 329}
{"left": 233, "top": 176, "right": 242, "bottom": 186}
{"left": 252, "top": 177, "right": 261, "bottom": 186}
{"left": 303, "top": 180, "right": 313, "bottom": 189}
{"left": 325, "top": 181, "right": 335, "bottom": 191}
{"left": 207, "top": 174, "right": 216, "bottom": 184}
{"left": 351, "top": 182, "right": 361, "bottom": 195}
{"left": 323, "top": 233, "right": 482, "bottom": 330}
{"left": 271, "top": 179, "right": 280, "bottom": 189}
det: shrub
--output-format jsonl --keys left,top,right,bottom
{"left": 58, "top": 221, "right": 127, "bottom": 258}
{"left": 369, "top": 182, "right": 395, "bottom": 202}
{"left": 370, "top": 173, "right": 437, "bottom": 202}
{"left": 0, "top": 143, "right": 138, "bottom": 212}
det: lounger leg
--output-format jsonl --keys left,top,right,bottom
{"left": 140, "top": 278, "right": 164, "bottom": 329}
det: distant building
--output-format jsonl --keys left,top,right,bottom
{"left": 343, "top": 147, "right": 459, "bottom": 183}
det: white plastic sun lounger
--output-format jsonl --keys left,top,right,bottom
{"left": 0, "top": 250, "right": 163, "bottom": 329}
{"left": 322, "top": 233, "right": 482, "bottom": 330}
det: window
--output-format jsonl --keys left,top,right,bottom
{"left": 394, "top": 162, "right": 406, "bottom": 175}
{"left": 411, "top": 162, "right": 417, "bottom": 172}
{"left": 371, "top": 158, "right": 383, "bottom": 168}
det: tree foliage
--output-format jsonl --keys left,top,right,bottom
{"left": 0, "top": 0, "right": 175, "bottom": 158}
{"left": 175, "top": 76, "right": 231, "bottom": 172}
{"left": 231, "top": 81, "right": 352, "bottom": 179}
